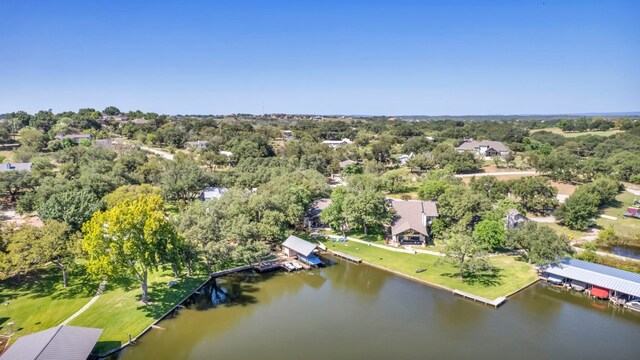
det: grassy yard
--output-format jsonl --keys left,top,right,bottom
{"left": 321, "top": 240, "right": 537, "bottom": 299}
{"left": 545, "top": 191, "right": 640, "bottom": 240}
{"left": 69, "top": 267, "right": 208, "bottom": 354}
{"left": 0, "top": 265, "right": 97, "bottom": 340}
{"left": 596, "top": 191, "right": 640, "bottom": 238}
{"left": 320, "top": 229, "right": 387, "bottom": 244}
{"left": 531, "top": 127, "right": 624, "bottom": 137}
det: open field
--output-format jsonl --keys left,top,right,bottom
{"left": 0, "top": 265, "right": 96, "bottom": 341}
{"left": 321, "top": 239, "right": 537, "bottom": 299}
{"left": 69, "top": 268, "right": 208, "bottom": 354}
{"left": 531, "top": 127, "right": 624, "bottom": 137}
{"left": 597, "top": 191, "right": 640, "bottom": 238}
{"left": 0, "top": 150, "right": 13, "bottom": 162}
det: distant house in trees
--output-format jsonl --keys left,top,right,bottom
{"left": 0, "top": 162, "right": 32, "bottom": 172}
{"left": 322, "top": 138, "right": 353, "bottom": 148}
{"left": 130, "top": 118, "right": 151, "bottom": 125}
{"left": 456, "top": 140, "right": 511, "bottom": 157}
{"left": 54, "top": 133, "right": 93, "bottom": 143}
{"left": 388, "top": 199, "right": 438, "bottom": 246}
{"left": 398, "top": 153, "right": 414, "bottom": 166}
{"left": 505, "top": 209, "right": 528, "bottom": 229}
{"left": 185, "top": 140, "right": 208, "bottom": 150}
{"left": 304, "top": 198, "right": 332, "bottom": 229}
{"left": 282, "top": 130, "right": 293, "bottom": 140}
{"left": 198, "top": 187, "right": 228, "bottom": 201}
{"left": 338, "top": 159, "right": 357, "bottom": 169}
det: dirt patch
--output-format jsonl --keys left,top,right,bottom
{"left": 0, "top": 208, "right": 44, "bottom": 229}
{"left": 550, "top": 181, "right": 578, "bottom": 196}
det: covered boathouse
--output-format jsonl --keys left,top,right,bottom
{"left": 281, "top": 235, "right": 323, "bottom": 267}
{"left": 539, "top": 258, "right": 640, "bottom": 301}
{"left": 0, "top": 325, "right": 102, "bottom": 360}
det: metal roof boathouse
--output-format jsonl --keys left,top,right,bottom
{"left": 0, "top": 325, "right": 102, "bottom": 360}
{"left": 539, "top": 258, "right": 640, "bottom": 299}
{"left": 281, "top": 235, "right": 323, "bottom": 266}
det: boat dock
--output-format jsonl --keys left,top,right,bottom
{"left": 329, "top": 250, "right": 362, "bottom": 263}
{"left": 453, "top": 290, "right": 506, "bottom": 308}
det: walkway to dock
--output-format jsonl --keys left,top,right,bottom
{"left": 330, "top": 250, "right": 362, "bottom": 263}
{"left": 453, "top": 290, "right": 506, "bottom": 308}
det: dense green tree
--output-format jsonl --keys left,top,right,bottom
{"left": 160, "top": 160, "right": 210, "bottom": 203}
{"left": 472, "top": 218, "right": 506, "bottom": 250}
{"left": 343, "top": 190, "right": 391, "bottom": 235}
{"left": 18, "top": 127, "right": 46, "bottom": 151}
{"left": 510, "top": 177, "right": 558, "bottom": 214}
{"left": 0, "top": 170, "right": 38, "bottom": 201}
{"left": 439, "top": 232, "right": 491, "bottom": 279}
{"left": 82, "top": 195, "right": 184, "bottom": 302}
{"left": 417, "top": 179, "right": 450, "bottom": 201}
{"left": 320, "top": 187, "right": 348, "bottom": 235}
{"left": 436, "top": 186, "right": 491, "bottom": 230}
{"left": 38, "top": 190, "right": 103, "bottom": 231}
{"left": 103, "top": 106, "right": 121, "bottom": 115}
{"left": 506, "top": 221, "right": 573, "bottom": 264}
{"left": 102, "top": 184, "right": 162, "bottom": 209}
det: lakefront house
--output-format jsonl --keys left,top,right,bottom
{"left": 388, "top": 199, "right": 438, "bottom": 246}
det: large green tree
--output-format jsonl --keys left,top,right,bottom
{"left": 343, "top": 190, "right": 391, "bottom": 235}
{"left": 82, "top": 195, "right": 183, "bottom": 302}
{"left": 38, "top": 190, "right": 103, "bottom": 231}
{"left": 510, "top": 177, "right": 558, "bottom": 214}
{"left": 506, "top": 221, "right": 573, "bottom": 265}
{"left": 439, "top": 232, "right": 491, "bottom": 279}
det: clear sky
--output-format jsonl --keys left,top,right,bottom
{"left": 0, "top": 0, "right": 638, "bottom": 115}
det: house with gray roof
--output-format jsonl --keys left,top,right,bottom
{"left": 198, "top": 187, "right": 227, "bottom": 201}
{"left": 54, "top": 133, "right": 93, "bottom": 143}
{"left": 304, "top": 198, "right": 332, "bottom": 229}
{"left": 282, "top": 235, "right": 323, "bottom": 266}
{"left": 185, "top": 140, "right": 208, "bottom": 150}
{"left": 456, "top": 140, "right": 511, "bottom": 157}
{"left": 388, "top": 199, "right": 438, "bottom": 246}
{"left": 0, "top": 325, "right": 102, "bottom": 360}
{"left": 0, "top": 162, "right": 32, "bottom": 172}
{"left": 505, "top": 209, "right": 528, "bottom": 229}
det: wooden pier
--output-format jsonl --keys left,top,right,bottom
{"left": 330, "top": 250, "right": 362, "bottom": 263}
{"left": 453, "top": 290, "right": 506, "bottom": 308}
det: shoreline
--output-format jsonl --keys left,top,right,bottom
{"left": 96, "top": 264, "right": 254, "bottom": 358}
{"left": 324, "top": 249, "right": 539, "bottom": 307}
{"left": 99, "top": 253, "right": 540, "bottom": 357}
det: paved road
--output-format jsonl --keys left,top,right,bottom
{"left": 455, "top": 171, "right": 537, "bottom": 178}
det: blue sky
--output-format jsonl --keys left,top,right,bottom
{"left": 0, "top": 0, "right": 638, "bottom": 115}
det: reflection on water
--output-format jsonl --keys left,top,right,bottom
{"left": 600, "top": 245, "right": 640, "bottom": 260}
{"left": 119, "top": 260, "right": 640, "bottom": 360}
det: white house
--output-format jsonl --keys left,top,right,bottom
{"left": 455, "top": 140, "right": 511, "bottom": 157}
{"left": 322, "top": 138, "right": 353, "bottom": 148}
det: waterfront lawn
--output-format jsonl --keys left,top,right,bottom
{"left": 69, "top": 268, "right": 208, "bottom": 354}
{"left": 0, "top": 265, "right": 96, "bottom": 340}
{"left": 320, "top": 229, "right": 387, "bottom": 244}
{"left": 322, "top": 240, "right": 536, "bottom": 299}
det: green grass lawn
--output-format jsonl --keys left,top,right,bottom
{"left": 69, "top": 267, "right": 208, "bottom": 354}
{"left": 546, "top": 191, "right": 640, "bottom": 240}
{"left": 0, "top": 265, "right": 97, "bottom": 340}
{"left": 320, "top": 229, "right": 387, "bottom": 244}
{"left": 322, "top": 240, "right": 536, "bottom": 299}
{"left": 531, "top": 127, "right": 624, "bottom": 137}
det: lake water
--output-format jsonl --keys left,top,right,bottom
{"left": 118, "top": 260, "right": 640, "bottom": 360}
{"left": 600, "top": 245, "right": 640, "bottom": 260}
